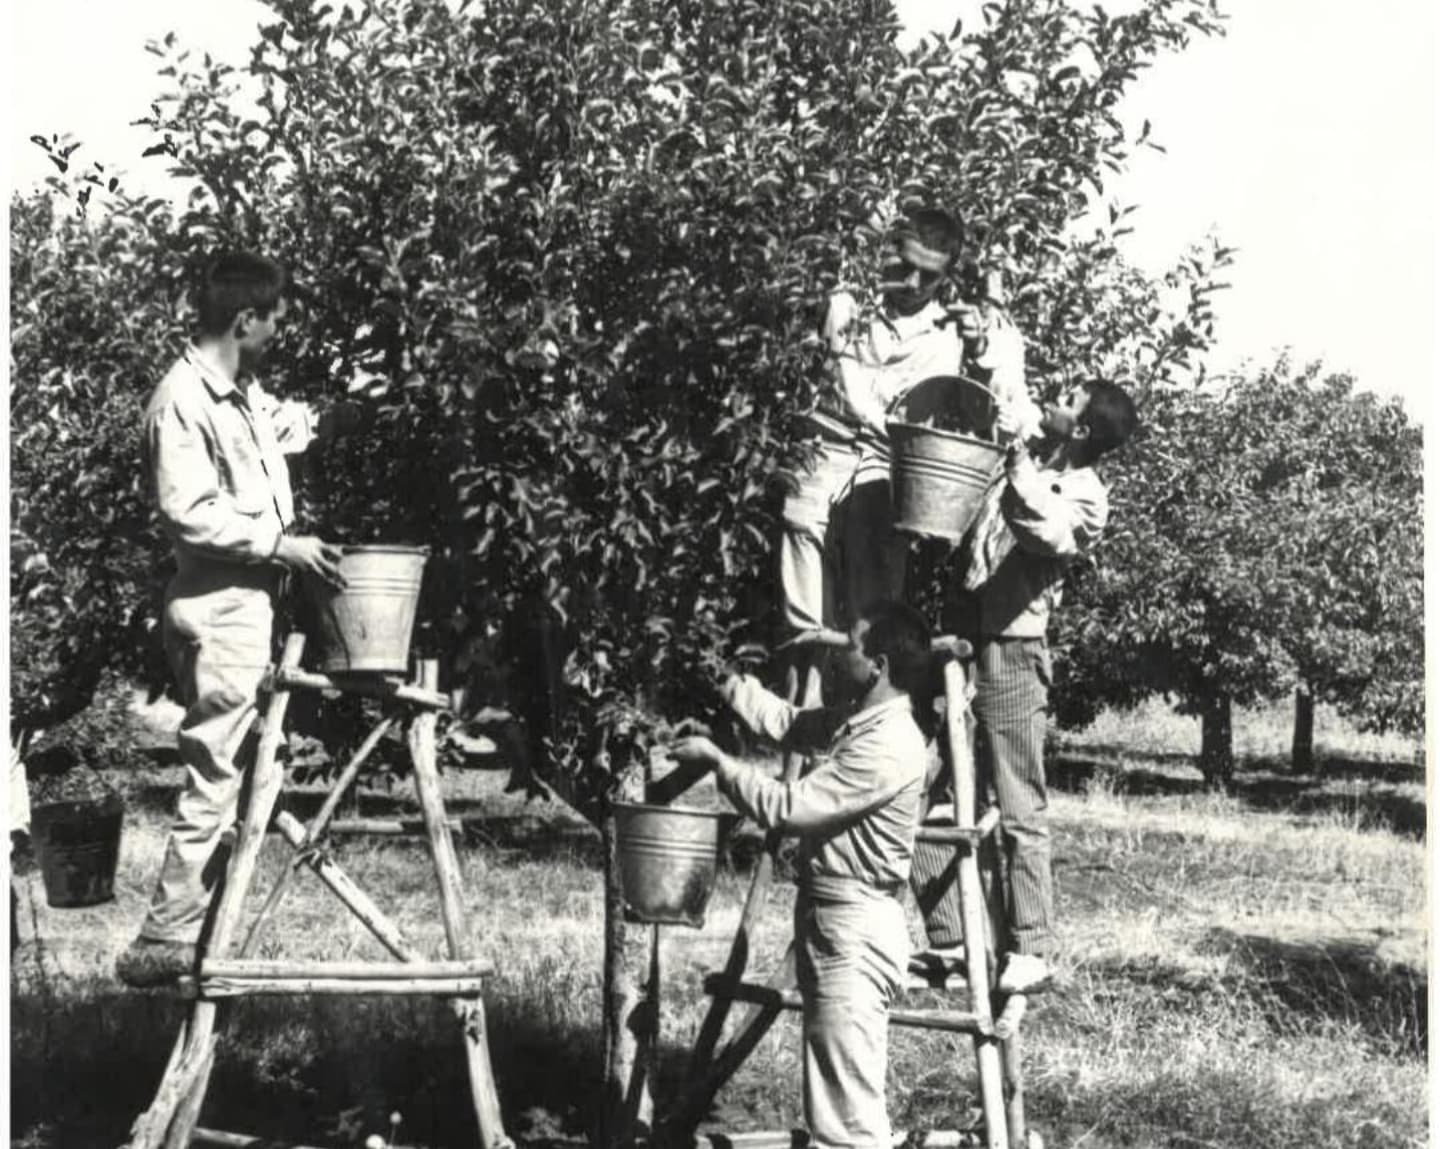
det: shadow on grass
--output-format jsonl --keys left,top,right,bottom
{"left": 9, "top": 972, "right": 686, "bottom": 1149}
{"left": 1090, "top": 931, "right": 1426, "bottom": 1060}
{"left": 1201, "top": 928, "right": 1427, "bottom": 1059}
{"left": 1049, "top": 750, "right": 1426, "bottom": 840}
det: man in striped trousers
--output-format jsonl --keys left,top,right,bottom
{"left": 911, "top": 379, "right": 1138, "bottom": 993}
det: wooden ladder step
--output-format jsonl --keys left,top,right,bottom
{"left": 694, "top": 1127, "right": 985, "bottom": 1149}
{"left": 702, "top": 976, "right": 992, "bottom": 1035}
{"left": 915, "top": 806, "right": 1002, "bottom": 846}
{"left": 902, "top": 969, "right": 970, "bottom": 993}
{"left": 178, "top": 958, "right": 494, "bottom": 999}
{"left": 193, "top": 1128, "right": 328, "bottom": 1148}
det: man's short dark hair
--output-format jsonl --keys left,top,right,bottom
{"left": 196, "top": 252, "right": 287, "bottom": 337}
{"left": 1080, "top": 379, "right": 1139, "bottom": 461}
{"left": 860, "top": 600, "right": 934, "bottom": 699}
{"left": 897, "top": 207, "right": 965, "bottom": 267}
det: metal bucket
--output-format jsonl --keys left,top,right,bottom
{"left": 614, "top": 802, "right": 733, "bottom": 928}
{"left": 304, "top": 545, "right": 429, "bottom": 673}
{"left": 30, "top": 798, "right": 124, "bottom": 908}
{"left": 887, "top": 420, "right": 1004, "bottom": 541}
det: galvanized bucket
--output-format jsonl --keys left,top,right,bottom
{"left": 613, "top": 802, "right": 733, "bottom": 928}
{"left": 886, "top": 421, "right": 1004, "bottom": 542}
{"left": 304, "top": 545, "right": 429, "bottom": 674}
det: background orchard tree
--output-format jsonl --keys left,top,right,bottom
{"left": 12, "top": 0, "right": 1229, "bottom": 1141}
{"left": 9, "top": 173, "right": 185, "bottom": 756}
{"left": 1050, "top": 358, "right": 1423, "bottom": 786}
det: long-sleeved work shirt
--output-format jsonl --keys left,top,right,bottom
{"left": 715, "top": 677, "right": 927, "bottom": 899}
{"left": 960, "top": 451, "right": 1109, "bottom": 638}
{"left": 807, "top": 292, "right": 961, "bottom": 486}
{"left": 144, "top": 346, "right": 316, "bottom": 577}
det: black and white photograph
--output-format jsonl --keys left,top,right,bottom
{"left": 6, "top": 1, "right": 1432, "bottom": 1147}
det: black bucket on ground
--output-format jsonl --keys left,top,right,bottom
{"left": 30, "top": 798, "right": 123, "bottom": 908}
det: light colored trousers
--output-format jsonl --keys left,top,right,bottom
{"left": 780, "top": 440, "right": 906, "bottom": 634}
{"left": 796, "top": 885, "right": 909, "bottom": 1149}
{"left": 140, "top": 569, "right": 276, "bottom": 943}
{"left": 911, "top": 638, "right": 1053, "bottom": 956}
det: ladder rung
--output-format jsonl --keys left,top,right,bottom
{"left": 703, "top": 976, "right": 991, "bottom": 1035}
{"left": 915, "top": 806, "right": 1001, "bottom": 845}
{"left": 903, "top": 969, "right": 970, "bottom": 993}
{"left": 180, "top": 975, "right": 489, "bottom": 999}
{"left": 201, "top": 958, "right": 493, "bottom": 979}
{"left": 193, "top": 1128, "right": 328, "bottom": 1149}
{"left": 179, "top": 958, "right": 494, "bottom": 998}
{"left": 694, "top": 1128, "right": 981, "bottom": 1149}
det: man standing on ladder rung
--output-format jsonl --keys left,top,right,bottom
{"left": 912, "top": 380, "right": 1138, "bottom": 994}
{"left": 667, "top": 602, "right": 935, "bottom": 1149}
{"left": 118, "top": 253, "right": 356, "bottom": 987}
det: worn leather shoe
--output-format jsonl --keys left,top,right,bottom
{"left": 116, "top": 937, "right": 198, "bottom": 988}
{"left": 997, "top": 952, "right": 1051, "bottom": 994}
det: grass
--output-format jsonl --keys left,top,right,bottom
{"left": 8, "top": 697, "right": 1426, "bottom": 1149}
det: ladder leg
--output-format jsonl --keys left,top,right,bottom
{"left": 689, "top": 655, "right": 817, "bottom": 1078}
{"left": 667, "top": 945, "right": 795, "bottom": 1138}
{"left": 943, "top": 657, "right": 1009, "bottom": 1149}
{"left": 410, "top": 660, "right": 513, "bottom": 1149}
{"left": 128, "top": 635, "right": 307, "bottom": 1149}
{"left": 1002, "top": 1031, "right": 1028, "bottom": 1149}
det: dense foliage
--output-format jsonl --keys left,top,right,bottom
{"left": 11, "top": 0, "right": 1234, "bottom": 791}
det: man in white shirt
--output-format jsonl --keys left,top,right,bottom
{"left": 780, "top": 208, "right": 1038, "bottom": 639}
{"left": 668, "top": 601, "right": 934, "bottom": 1149}
{"left": 118, "top": 252, "right": 353, "bottom": 987}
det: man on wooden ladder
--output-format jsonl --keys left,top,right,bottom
{"left": 911, "top": 379, "right": 1139, "bottom": 994}
{"left": 667, "top": 602, "right": 936, "bottom": 1149}
{"left": 118, "top": 252, "right": 357, "bottom": 986}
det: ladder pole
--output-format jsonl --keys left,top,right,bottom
{"left": 131, "top": 634, "right": 306, "bottom": 1149}
{"left": 944, "top": 655, "right": 1009, "bottom": 1149}
{"left": 688, "top": 651, "right": 816, "bottom": 1080}
{"left": 411, "top": 659, "right": 513, "bottom": 1149}
{"left": 1003, "top": 1031, "right": 1028, "bottom": 1149}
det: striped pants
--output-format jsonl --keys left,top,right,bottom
{"left": 911, "top": 637, "right": 1054, "bottom": 956}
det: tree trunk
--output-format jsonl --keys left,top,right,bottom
{"left": 1291, "top": 685, "right": 1315, "bottom": 774}
{"left": 598, "top": 808, "right": 657, "bottom": 1149}
{"left": 1198, "top": 692, "right": 1234, "bottom": 789}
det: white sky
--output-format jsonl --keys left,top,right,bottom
{"left": 6, "top": 0, "right": 1438, "bottom": 418}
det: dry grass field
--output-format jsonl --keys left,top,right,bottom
{"left": 8, "top": 695, "right": 1426, "bottom": 1149}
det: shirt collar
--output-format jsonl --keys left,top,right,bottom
{"left": 836, "top": 694, "right": 914, "bottom": 740}
{"left": 185, "top": 343, "right": 240, "bottom": 400}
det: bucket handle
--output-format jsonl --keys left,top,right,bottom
{"left": 889, "top": 374, "right": 1000, "bottom": 442}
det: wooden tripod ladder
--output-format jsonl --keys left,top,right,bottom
{"left": 664, "top": 637, "right": 1037, "bottom": 1149}
{"left": 124, "top": 633, "right": 513, "bottom": 1149}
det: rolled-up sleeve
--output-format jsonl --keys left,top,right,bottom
{"left": 715, "top": 749, "right": 902, "bottom": 834}
{"left": 148, "top": 402, "right": 282, "bottom": 563}
{"left": 726, "top": 675, "right": 836, "bottom": 752}
{"left": 975, "top": 313, "right": 1041, "bottom": 444}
